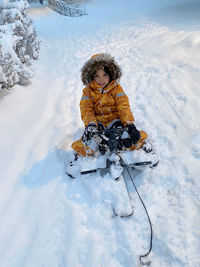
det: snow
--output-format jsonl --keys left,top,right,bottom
{"left": 0, "top": 0, "right": 200, "bottom": 266}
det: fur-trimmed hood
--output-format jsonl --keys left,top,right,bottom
{"left": 81, "top": 53, "right": 122, "bottom": 86}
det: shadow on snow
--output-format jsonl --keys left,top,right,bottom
{"left": 20, "top": 148, "right": 72, "bottom": 188}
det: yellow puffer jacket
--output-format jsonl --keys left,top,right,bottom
{"left": 80, "top": 79, "right": 134, "bottom": 127}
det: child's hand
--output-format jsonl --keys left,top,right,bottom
{"left": 127, "top": 124, "right": 141, "bottom": 145}
{"left": 84, "top": 123, "right": 98, "bottom": 140}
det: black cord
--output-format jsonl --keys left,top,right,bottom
{"left": 119, "top": 155, "right": 153, "bottom": 266}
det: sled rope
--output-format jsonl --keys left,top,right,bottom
{"left": 119, "top": 155, "right": 153, "bottom": 266}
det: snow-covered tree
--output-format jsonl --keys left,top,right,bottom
{"left": 0, "top": 0, "right": 40, "bottom": 90}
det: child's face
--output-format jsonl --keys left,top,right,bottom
{"left": 93, "top": 68, "right": 110, "bottom": 88}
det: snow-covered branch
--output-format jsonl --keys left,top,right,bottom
{"left": 48, "top": 0, "right": 87, "bottom": 17}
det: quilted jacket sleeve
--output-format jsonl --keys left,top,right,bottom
{"left": 80, "top": 87, "right": 97, "bottom": 127}
{"left": 113, "top": 84, "right": 135, "bottom": 126}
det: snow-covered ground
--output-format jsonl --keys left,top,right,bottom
{"left": 0, "top": 0, "right": 200, "bottom": 266}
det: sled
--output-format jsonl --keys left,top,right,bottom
{"left": 66, "top": 127, "right": 159, "bottom": 217}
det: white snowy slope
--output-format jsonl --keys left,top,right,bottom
{"left": 0, "top": 0, "right": 200, "bottom": 266}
